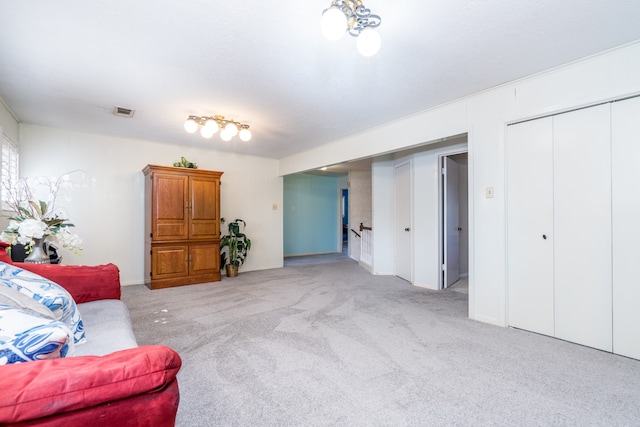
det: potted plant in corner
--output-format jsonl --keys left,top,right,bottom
{"left": 220, "top": 218, "right": 251, "bottom": 277}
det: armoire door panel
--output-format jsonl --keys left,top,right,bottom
{"left": 506, "top": 117, "right": 555, "bottom": 336}
{"left": 553, "top": 104, "right": 612, "bottom": 352}
{"left": 189, "top": 243, "right": 220, "bottom": 276}
{"left": 156, "top": 222, "right": 189, "bottom": 239}
{"left": 156, "top": 174, "right": 188, "bottom": 219}
{"left": 612, "top": 96, "right": 640, "bottom": 360}
{"left": 152, "top": 245, "right": 189, "bottom": 279}
{"left": 189, "top": 176, "right": 219, "bottom": 239}
{"left": 154, "top": 174, "right": 189, "bottom": 240}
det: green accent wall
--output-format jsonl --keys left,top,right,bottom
{"left": 283, "top": 173, "right": 338, "bottom": 256}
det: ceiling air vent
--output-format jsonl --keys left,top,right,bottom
{"left": 113, "top": 106, "right": 135, "bottom": 117}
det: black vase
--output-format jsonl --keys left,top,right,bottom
{"left": 10, "top": 244, "right": 27, "bottom": 262}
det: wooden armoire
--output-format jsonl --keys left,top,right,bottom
{"left": 143, "top": 165, "right": 223, "bottom": 289}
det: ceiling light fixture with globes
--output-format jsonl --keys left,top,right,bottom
{"left": 183, "top": 115, "right": 252, "bottom": 142}
{"left": 321, "top": 0, "right": 381, "bottom": 57}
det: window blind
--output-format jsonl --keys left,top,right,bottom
{"left": 1, "top": 134, "right": 19, "bottom": 209}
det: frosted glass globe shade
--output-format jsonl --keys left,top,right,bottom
{"left": 225, "top": 122, "right": 239, "bottom": 137}
{"left": 321, "top": 7, "right": 347, "bottom": 41}
{"left": 239, "top": 128, "right": 252, "bottom": 142}
{"left": 356, "top": 27, "right": 381, "bottom": 57}
{"left": 203, "top": 118, "right": 218, "bottom": 134}
{"left": 200, "top": 125, "right": 216, "bottom": 139}
{"left": 220, "top": 129, "right": 233, "bottom": 141}
{"left": 184, "top": 118, "right": 198, "bottom": 133}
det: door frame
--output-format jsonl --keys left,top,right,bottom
{"left": 438, "top": 150, "right": 469, "bottom": 290}
{"left": 340, "top": 187, "right": 349, "bottom": 255}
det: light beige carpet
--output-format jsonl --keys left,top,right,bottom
{"left": 122, "top": 256, "right": 640, "bottom": 427}
{"left": 449, "top": 277, "right": 469, "bottom": 294}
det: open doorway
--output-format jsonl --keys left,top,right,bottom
{"left": 440, "top": 152, "right": 469, "bottom": 292}
{"left": 341, "top": 188, "right": 348, "bottom": 254}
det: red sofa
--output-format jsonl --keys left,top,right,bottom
{"left": 0, "top": 245, "right": 182, "bottom": 426}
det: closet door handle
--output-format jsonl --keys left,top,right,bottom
{"left": 405, "top": 227, "right": 411, "bottom": 232}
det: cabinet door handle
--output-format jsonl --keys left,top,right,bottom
{"left": 542, "top": 234, "right": 547, "bottom": 240}
{"left": 404, "top": 227, "right": 411, "bottom": 232}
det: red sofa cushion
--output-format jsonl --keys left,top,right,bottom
{"left": 21, "top": 262, "right": 121, "bottom": 303}
{"left": 0, "top": 243, "right": 120, "bottom": 303}
{"left": 0, "top": 345, "right": 182, "bottom": 424}
{"left": 10, "top": 380, "right": 180, "bottom": 427}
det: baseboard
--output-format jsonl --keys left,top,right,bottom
{"left": 284, "top": 251, "right": 340, "bottom": 257}
{"left": 471, "top": 313, "right": 505, "bottom": 327}
{"left": 120, "top": 280, "right": 143, "bottom": 287}
{"left": 412, "top": 281, "right": 439, "bottom": 291}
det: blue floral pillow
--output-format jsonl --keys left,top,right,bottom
{"left": 0, "top": 303, "right": 73, "bottom": 364}
{"left": 0, "top": 285, "right": 56, "bottom": 319}
{"left": 0, "top": 262, "right": 86, "bottom": 344}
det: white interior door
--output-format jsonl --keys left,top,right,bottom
{"left": 553, "top": 104, "right": 612, "bottom": 352}
{"left": 506, "top": 117, "right": 555, "bottom": 336}
{"left": 444, "top": 157, "right": 460, "bottom": 287}
{"left": 394, "top": 162, "right": 411, "bottom": 281}
{"left": 612, "top": 96, "right": 640, "bottom": 360}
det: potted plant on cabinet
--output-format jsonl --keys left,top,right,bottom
{"left": 220, "top": 218, "right": 251, "bottom": 277}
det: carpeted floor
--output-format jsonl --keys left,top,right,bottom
{"left": 449, "top": 277, "right": 468, "bottom": 294}
{"left": 122, "top": 256, "right": 640, "bottom": 426}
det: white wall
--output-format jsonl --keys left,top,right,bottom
{"left": 19, "top": 125, "right": 283, "bottom": 285}
{"left": 371, "top": 157, "right": 394, "bottom": 275}
{"left": 279, "top": 41, "right": 640, "bottom": 326}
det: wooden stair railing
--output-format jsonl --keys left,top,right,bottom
{"left": 359, "top": 222, "right": 372, "bottom": 231}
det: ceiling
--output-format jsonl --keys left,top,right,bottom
{"left": 1, "top": 1, "right": 639, "bottom": 160}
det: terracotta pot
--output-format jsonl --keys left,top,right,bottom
{"left": 226, "top": 264, "right": 239, "bottom": 277}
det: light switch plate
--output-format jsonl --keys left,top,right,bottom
{"left": 486, "top": 187, "right": 494, "bottom": 198}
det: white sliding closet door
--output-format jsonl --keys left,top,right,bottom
{"left": 553, "top": 104, "right": 612, "bottom": 352}
{"left": 507, "top": 117, "right": 555, "bottom": 336}
{"left": 612, "top": 96, "right": 640, "bottom": 360}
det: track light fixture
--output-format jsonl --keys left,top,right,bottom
{"left": 321, "top": 0, "right": 381, "bottom": 56}
{"left": 183, "top": 115, "right": 252, "bottom": 142}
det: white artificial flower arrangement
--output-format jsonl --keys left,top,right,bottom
{"left": 1, "top": 170, "right": 91, "bottom": 255}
